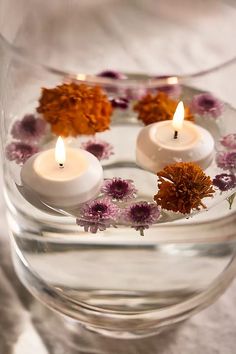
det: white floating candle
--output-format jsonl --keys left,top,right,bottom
{"left": 136, "top": 101, "right": 214, "bottom": 173}
{"left": 21, "top": 137, "right": 103, "bottom": 208}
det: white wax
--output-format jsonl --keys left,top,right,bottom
{"left": 136, "top": 121, "right": 214, "bottom": 173}
{"left": 21, "top": 147, "right": 103, "bottom": 207}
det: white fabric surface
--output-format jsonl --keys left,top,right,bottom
{"left": 0, "top": 0, "right": 236, "bottom": 353}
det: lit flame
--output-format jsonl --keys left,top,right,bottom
{"left": 55, "top": 137, "right": 66, "bottom": 166}
{"left": 172, "top": 101, "right": 184, "bottom": 131}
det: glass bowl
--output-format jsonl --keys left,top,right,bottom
{"left": 0, "top": 0, "right": 236, "bottom": 339}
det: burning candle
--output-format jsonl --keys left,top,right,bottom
{"left": 172, "top": 101, "right": 185, "bottom": 139}
{"left": 136, "top": 101, "right": 214, "bottom": 173}
{"left": 21, "top": 137, "right": 103, "bottom": 208}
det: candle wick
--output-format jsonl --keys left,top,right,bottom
{"left": 59, "top": 163, "right": 64, "bottom": 169}
{"left": 174, "top": 130, "right": 178, "bottom": 139}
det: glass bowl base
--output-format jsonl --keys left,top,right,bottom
{"left": 11, "top": 233, "right": 236, "bottom": 339}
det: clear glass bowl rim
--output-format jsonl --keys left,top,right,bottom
{"left": 1, "top": 34, "right": 236, "bottom": 89}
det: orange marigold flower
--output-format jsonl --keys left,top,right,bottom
{"left": 134, "top": 91, "right": 194, "bottom": 125}
{"left": 154, "top": 162, "right": 215, "bottom": 214}
{"left": 37, "top": 83, "right": 112, "bottom": 137}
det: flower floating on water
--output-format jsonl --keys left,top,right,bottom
{"left": 134, "top": 92, "right": 194, "bottom": 126}
{"left": 220, "top": 134, "right": 236, "bottom": 149}
{"left": 76, "top": 198, "right": 119, "bottom": 233}
{"left": 97, "top": 70, "right": 127, "bottom": 80}
{"left": 110, "top": 97, "right": 129, "bottom": 110}
{"left": 6, "top": 142, "right": 39, "bottom": 164}
{"left": 11, "top": 114, "right": 46, "bottom": 143}
{"left": 154, "top": 162, "right": 215, "bottom": 214}
{"left": 81, "top": 138, "right": 114, "bottom": 161}
{"left": 121, "top": 202, "right": 161, "bottom": 236}
{"left": 154, "top": 75, "right": 182, "bottom": 99}
{"left": 213, "top": 173, "right": 236, "bottom": 192}
{"left": 216, "top": 151, "right": 236, "bottom": 171}
{"left": 102, "top": 178, "right": 137, "bottom": 201}
{"left": 125, "top": 87, "right": 147, "bottom": 101}
{"left": 97, "top": 71, "right": 127, "bottom": 95}
{"left": 37, "top": 83, "right": 112, "bottom": 137}
{"left": 190, "top": 93, "right": 224, "bottom": 118}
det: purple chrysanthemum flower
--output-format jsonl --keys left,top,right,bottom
{"left": 81, "top": 139, "right": 114, "bottom": 161}
{"left": 216, "top": 151, "right": 236, "bottom": 171}
{"left": 213, "top": 173, "right": 236, "bottom": 192}
{"left": 6, "top": 142, "right": 39, "bottom": 164}
{"left": 125, "top": 87, "right": 147, "bottom": 101}
{"left": 110, "top": 97, "right": 129, "bottom": 110}
{"left": 158, "top": 84, "right": 182, "bottom": 99}
{"left": 11, "top": 114, "right": 46, "bottom": 143}
{"left": 220, "top": 134, "right": 236, "bottom": 150}
{"left": 154, "top": 75, "right": 182, "bottom": 99}
{"left": 101, "top": 178, "right": 137, "bottom": 201}
{"left": 97, "top": 71, "right": 127, "bottom": 95}
{"left": 121, "top": 202, "right": 161, "bottom": 236}
{"left": 97, "top": 70, "right": 127, "bottom": 80}
{"left": 190, "top": 93, "right": 224, "bottom": 118}
{"left": 76, "top": 198, "right": 119, "bottom": 233}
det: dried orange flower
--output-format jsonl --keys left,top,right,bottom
{"left": 134, "top": 91, "right": 194, "bottom": 125}
{"left": 37, "top": 83, "right": 112, "bottom": 137}
{"left": 154, "top": 162, "right": 215, "bottom": 214}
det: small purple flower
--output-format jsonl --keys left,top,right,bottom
{"left": 125, "top": 87, "right": 147, "bottom": 101}
{"left": 220, "top": 134, "right": 236, "bottom": 149}
{"left": 121, "top": 202, "right": 161, "bottom": 236}
{"left": 190, "top": 93, "right": 224, "bottom": 118}
{"left": 216, "top": 151, "right": 236, "bottom": 171}
{"left": 11, "top": 114, "right": 46, "bottom": 143}
{"left": 76, "top": 198, "right": 119, "bottom": 233}
{"left": 6, "top": 142, "right": 39, "bottom": 164}
{"left": 213, "top": 173, "right": 236, "bottom": 191}
{"left": 97, "top": 70, "right": 127, "bottom": 80}
{"left": 110, "top": 97, "right": 129, "bottom": 110}
{"left": 154, "top": 75, "right": 182, "bottom": 99}
{"left": 97, "top": 71, "right": 127, "bottom": 96}
{"left": 81, "top": 139, "right": 114, "bottom": 161}
{"left": 158, "top": 84, "right": 182, "bottom": 99}
{"left": 101, "top": 178, "right": 137, "bottom": 201}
